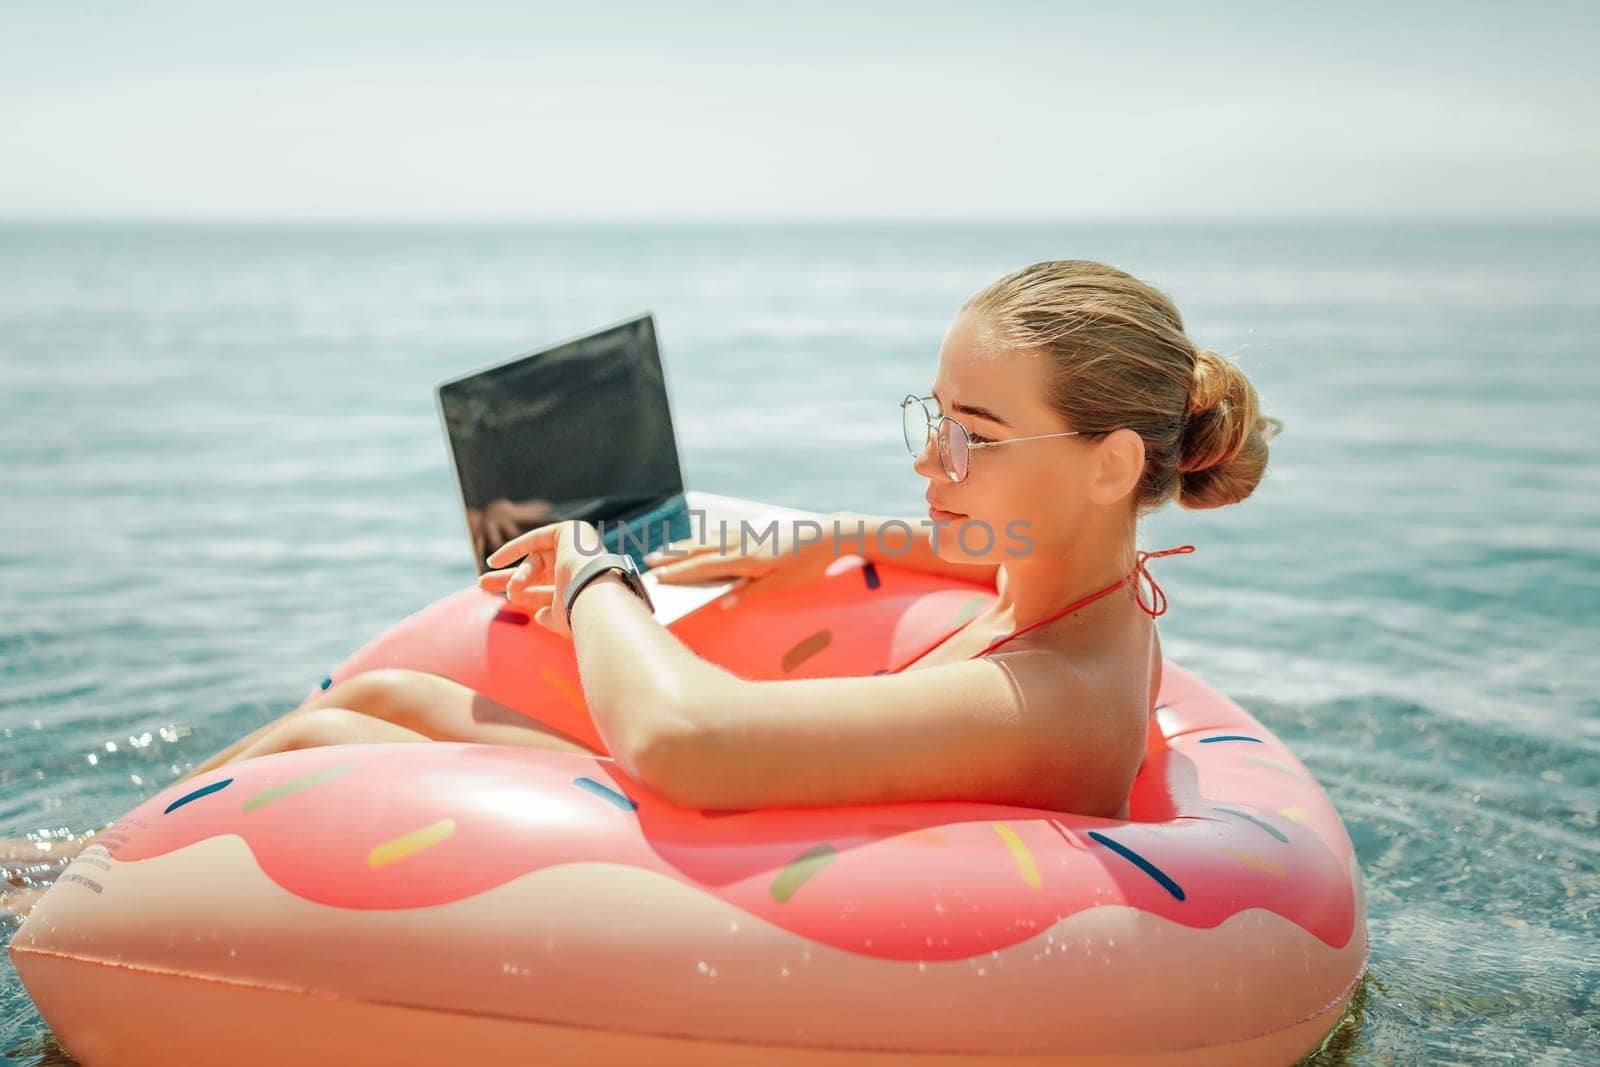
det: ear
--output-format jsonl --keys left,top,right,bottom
{"left": 1085, "top": 429, "right": 1145, "bottom": 506}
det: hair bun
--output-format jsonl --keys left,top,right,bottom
{"left": 1177, "top": 348, "right": 1283, "bottom": 510}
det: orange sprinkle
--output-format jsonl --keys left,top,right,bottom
{"left": 1217, "top": 846, "right": 1286, "bottom": 879}
{"left": 538, "top": 667, "right": 584, "bottom": 711}
{"left": 781, "top": 629, "right": 832, "bottom": 673}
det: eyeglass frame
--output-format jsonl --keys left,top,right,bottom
{"left": 900, "top": 393, "right": 1096, "bottom": 483}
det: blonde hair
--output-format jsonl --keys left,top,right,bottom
{"left": 961, "top": 260, "right": 1283, "bottom": 513}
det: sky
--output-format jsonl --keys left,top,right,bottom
{"left": 2, "top": 1, "right": 1597, "bottom": 221}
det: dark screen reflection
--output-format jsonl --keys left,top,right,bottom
{"left": 439, "top": 316, "right": 684, "bottom": 571}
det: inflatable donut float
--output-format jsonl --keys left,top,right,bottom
{"left": 9, "top": 543, "right": 1366, "bottom": 1065}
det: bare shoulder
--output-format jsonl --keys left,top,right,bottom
{"left": 984, "top": 613, "right": 1155, "bottom": 798}
{"left": 980, "top": 644, "right": 1148, "bottom": 814}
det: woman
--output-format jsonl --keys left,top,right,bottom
{"left": 2, "top": 260, "right": 1280, "bottom": 911}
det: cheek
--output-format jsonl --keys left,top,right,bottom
{"left": 953, "top": 476, "right": 1049, "bottom": 537}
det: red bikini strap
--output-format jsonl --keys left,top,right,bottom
{"left": 1130, "top": 544, "right": 1196, "bottom": 618}
{"left": 968, "top": 544, "right": 1198, "bottom": 660}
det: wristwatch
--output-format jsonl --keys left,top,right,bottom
{"left": 563, "top": 552, "right": 655, "bottom": 624}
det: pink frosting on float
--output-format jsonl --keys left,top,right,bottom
{"left": 104, "top": 696, "right": 1357, "bottom": 963}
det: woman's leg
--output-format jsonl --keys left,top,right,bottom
{"left": 180, "top": 669, "right": 602, "bottom": 784}
{"left": 4, "top": 670, "right": 601, "bottom": 906}
{"left": 210, "top": 706, "right": 432, "bottom": 765}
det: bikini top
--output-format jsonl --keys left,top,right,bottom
{"left": 886, "top": 544, "right": 1196, "bottom": 674}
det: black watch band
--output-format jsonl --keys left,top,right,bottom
{"left": 563, "top": 553, "right": 654, "bottom": 624}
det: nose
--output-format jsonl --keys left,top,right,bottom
{"left": 911, "top": 423, "right": 950, "bottom": 482}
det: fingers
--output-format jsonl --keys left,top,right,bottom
{"left": 478, "top": 561, "right": 547, "bottom": 596}
{"left": 533, "top": 604, "right": 570, "bottom": 639}
{"left": 486, "top": 521, "right": 561, "bottom": 569}
{"left": 650, "top": 555, "right": 757, "bottom": 584}
{"left": 643, "top": 532, "right": 728, "bottom": 567}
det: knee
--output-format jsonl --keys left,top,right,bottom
{"left": 279, "top": 707, "right": 368, "bottom": 751}
{"left": 328, "top": 669, "right": 428, "bottom": 722}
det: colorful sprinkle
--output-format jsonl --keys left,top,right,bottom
{"left": 164, "top": 778, "right": 232, "bottom": 815}
{"left": 1244, "top": 755, "right": 1308, "bottom": 781}
{"left": 992, "top": 823, "right": 1042, "bottom": 888}
{"left": 873, "top": 669, "right": 888, "bottom": 675}
{"left": 493, "top": 609, "right": 531, "bottom": 626}
{"left": 369, "top": 818, "right": 456, "bottom": 868}
{"left": 538, "top": 667, "right": 584, "bottom": 711}
{"left": 781, "top": 629, "right": 832, "bottom": 673}
{"left": 1087, "top": 831, "right": 1185, "bottom": 902}
{"left": 1198, "top": 735, "right": 1263, "bottom": 744}
{"left": 771, "top": 844, "right": 837, "bottom": 902}
{"left": 860, "top": 562, "right": 881, "bottom": 590}
{"left": 1280, "top": 805, "right": 1311, "bottom": 823}
{"left": 572, "top": 776, "right": 637, "bottom": 812}
{"left": 1217, "top": 846, "right": 1286, "bottom": 879}
{"left": 952, "top": 594, "right": 988, "bottom": 627}
{"left": 319, "top": 676, "right": 333, "bottom": 691}
{"left": 1213, "top": 806, "right": 1289, "bottom": 842}
{"left": 243, "top": 763, "right": 357, "bottom": 813}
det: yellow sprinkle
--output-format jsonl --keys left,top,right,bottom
{"left": 1243, "top": 755, "right": 1306, "bottom": 781}
{"left": 1217, "top": 845, "right": 1286, "bottom": 878}
{"left": 368, "top": 818, "right": 456, "bottom": 868}
{"left": 1279, "top": 805, "right": 1311, "bottom": 823}
{"left": 992, "top": 822, "right": 1041, "bottom": 888}
{"left": 539, "top": 667, "right": 584, "bottom": 711}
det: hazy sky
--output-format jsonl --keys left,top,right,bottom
{"left": 3, "top": 1, "right": 1596, "bottom": 220}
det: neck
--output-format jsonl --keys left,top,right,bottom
{"left": 987, "top": 529, "right": 1138, "bottom": 634}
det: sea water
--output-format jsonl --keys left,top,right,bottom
{"left": 1, "top": 221, "right": 1595, "bottom": 1063}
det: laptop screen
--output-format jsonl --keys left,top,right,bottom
{"left": 437, "top": 314, "right": 686, "bottom": 573}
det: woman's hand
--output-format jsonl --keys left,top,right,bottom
{"left": 642, "top": 516, "right": 842, "bottom": 594}
{"left": 477, "top": 519, "right": 605, "bottom": 638}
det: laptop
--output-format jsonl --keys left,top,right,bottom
{"left": 436, "top": 314, "right": 743, "bottom": 623}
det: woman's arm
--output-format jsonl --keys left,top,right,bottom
{"left": 829, "top": 510, "right": 1001, "bottom": 586}
{"left": 564, "top": 573, "right": 734, "bottom": 774}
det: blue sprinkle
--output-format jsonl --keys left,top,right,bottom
{"left": 860, "top": 562, "right": 881, "bottom": 590}
{"left": 1198, "top": 735, "right": 1263, "bottom": 744}
{"left": 1087, "top": 830, "right": 1185, "bottom": 901}
{"left": 164, "top": 778, "right": 233, "bottom": 815}
{"left": 873, "top": 669, "right": 888, "bottom": 675}
{"left": 572, "top": 776, "right": 638, "bottom": 812}
{"left": 1214, "top": 806, "right": 1290, "bottom": 843}
{"left": 320, "top": 676, "right": 333, "bottom": 690}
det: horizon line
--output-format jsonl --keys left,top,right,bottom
{"left": 1, "top": 212, "right": 1597, "bottom": 228}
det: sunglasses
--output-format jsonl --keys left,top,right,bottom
{"left": 900, "top": 394, "right": 1090, "bottom": 483}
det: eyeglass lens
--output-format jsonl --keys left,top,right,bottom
{"left": 902, "top": 397, "right": 970, "bottom": 482}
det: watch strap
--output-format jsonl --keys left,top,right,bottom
{"left": 563, "top": 553, "right": 654, "bottom": 624}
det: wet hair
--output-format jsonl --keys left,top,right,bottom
{"left": 961, "top": 260, "right": 1283, "bottom": 513}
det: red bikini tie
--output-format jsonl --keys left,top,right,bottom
{"left": 889, "top": 544, "right": 1199, "bottom": 670}
{"left": 1129, "top": 544, "right": 1196, "bottom": 618}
